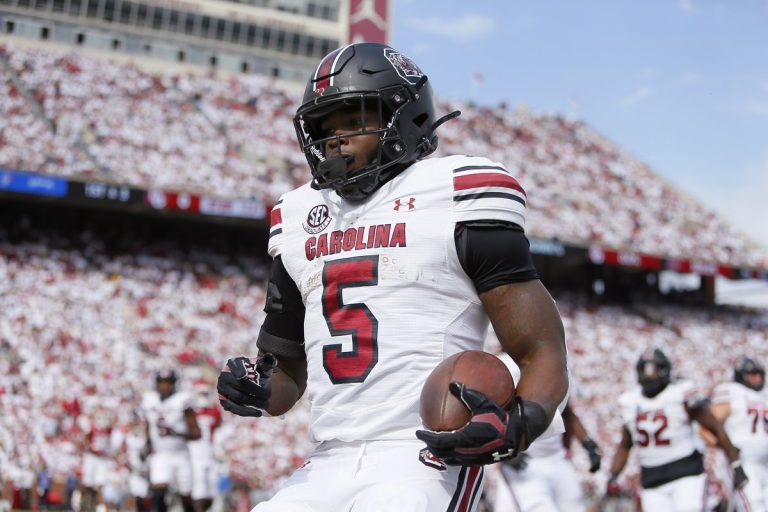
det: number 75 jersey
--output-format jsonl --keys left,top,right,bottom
{"left": 268, "top": 155, "right": 528, "bottom": 443}
{"left": 619, "top": 380, "right": 704, "bottom": 468}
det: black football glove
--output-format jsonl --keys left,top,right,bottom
{"left": 415, "top": 382, "right": 547, "bottom": 466}
{"left": 581, "top": 437, "right": 602, "bottom": 473}
{"left": 217, "top": 353, "right": 276, "bottom": 417}
{"left": 732, "top": 461, "right": 749, "bottom": 490}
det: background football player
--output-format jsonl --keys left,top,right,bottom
{"left": 492, "top": 401, "right": 600, "bottom": 511}
{"left": 141, "top": 370, "right": 200, "bottom": 512}
{"left": 217, "top": 42, "right": 570, "bottom": 512}
{"left": 704, "top": 357, "right": 768, "bottom": 511}
{"left": 79, "top": 406, "right": 116, "bottom": 512}
{"left": 188, "top": 379, "right": 222, "bottom": 512}
{"left": 608, "top": 348, "right": 748, "bottom": 512}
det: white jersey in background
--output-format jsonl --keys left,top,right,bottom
{"left": 712, "top": 382, "right": 768, "bottom": 511}
{"left": 712, "top": 382, "right": 768, "bottom": 462}
{"left": 619, "top": 379, "right": 704, "bottom": 468}
{"left": 270, "top": 155, "right": 542, "bottom": 443}
{"left": 188, "top": 405, "right": 221, "bottom": 460}
{"left": 141, "top": 390, "right": 192, "bottom": 453}
{"left": 189, "top": 405, "right": 222, "bottom": 501}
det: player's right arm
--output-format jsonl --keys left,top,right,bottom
{"left": 256, "top": 255, "right": 308, "bottom": 415}
{"left": 608, "top": 425, "right": 633, "bottom": 479}
{"left": 218, "top": 255, "right": 308, "bottom": 417}
{"left": 606, "top": 425, "right": 633, "bottom": 495}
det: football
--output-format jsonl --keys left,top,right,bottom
{"left": 420, "top": 350, "right": 516, "bottom": 431}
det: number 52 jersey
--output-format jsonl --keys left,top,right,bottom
{"left": 619, "top": 380, "right": 704, "bottom": 468}
{"left": 268, "top": 155, "right": 529, "bottom": 444}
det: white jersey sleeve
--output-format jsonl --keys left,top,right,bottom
{"left": 450, "top": 156, "right": 527, "bottom": 229}
{"left": 711, "top": 382, "right": 735, "bottom": 406}
{"left": 268, "top": 195, "right": 287, "bottom": 258}
{"left": 619, "top": 390, "right": 637, "bottom": 431}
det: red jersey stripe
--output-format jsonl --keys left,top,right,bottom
{"left": 457, "top": 466, "right": 482, "bottom": 512}
{"left": 270, "top": 207, "right": 282, "bottom": 228}
{"left": 454, "top": 173, "right": 526, "bottom": 197}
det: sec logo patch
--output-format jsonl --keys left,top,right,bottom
{"left": 303, "top": 204, "right": 332, "bottom": 234}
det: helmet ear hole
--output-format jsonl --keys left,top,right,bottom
{"left": 382, "top": 140, "right": 405, "bottom": 161}
{"left": 412, "top": 113, "right": 429, "bottom": 127}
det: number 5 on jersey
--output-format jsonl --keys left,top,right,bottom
{"left": 321, "top": 256, "right": 379, "bottom": 384}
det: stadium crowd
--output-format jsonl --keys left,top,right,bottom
{"left": 0, "top": 42, "right": 766, "bottom": 268}
{"left": 0, "top": 213, "right": 313, "bottom": 510}
{"left": 2, "top": 41, "right": 768, "bottom": 511}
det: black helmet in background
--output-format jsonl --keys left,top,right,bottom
{"left": 734, "top": 356, "right": 765, "bottom": 391}
{"left": 293, "top": 42, "right": 459, "bottom": 201}
{"left": 636, "top": 348, "right": 672, "bottom": 397}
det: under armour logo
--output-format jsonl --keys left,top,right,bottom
{"left": 393, "top": 197, "right": 415, "bottom": 211}
{"left": 492, "top": 449, "right": 515, "bottom": 462}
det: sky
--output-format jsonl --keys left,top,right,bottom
{"left": 390, "top": 0, "right": 768, "bottom": 255}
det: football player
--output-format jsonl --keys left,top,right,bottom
{"left": 704, "top": 357, "right": 768, "bottom": 511}
{"left": 217, "top": 42, "right": 569, "bottom": 512}
{"left": 79, "top": 408, "right": 116, "bottom": 512}
{"left": 493, "top": 400, "right": 601, "bottom": 512}
{"left": 188, "top": 380, "right": 222, "bottom": 512}
{"left": 141, "top": 370, "right": 201, "bottom": 512}
{"left": 607, "top": 348, "right": 748, "bottom": 512}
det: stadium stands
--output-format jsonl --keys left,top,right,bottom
{"left": 1, "top": 42, "right": 766, "bottom": 268}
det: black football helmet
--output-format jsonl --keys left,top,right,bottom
{"left": 734, "top": 357, "right": 765, "bottom": 391}
{"left": 636, "top": 348, "right": 672, "bottom": 397}
{"left": 293, "top": 42, "right": 460, "bottom": 201}
{"left": 156, "top": 369, "right": 177, "bottom": 399}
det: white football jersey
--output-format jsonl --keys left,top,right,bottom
{"left": 269, "top": 155, "right": 530, "bottom": 443}
{"left": 619, "top": 380, "right": 704, "bottom": 468}
{"left": 141, "top": 390, "right": 193, "bottom": 453}
{"left": 712, "top": 382, "right": 768, "bottom": 462}
{"left": 188, "top": 405, "right": 221, "bottom": 461}
{"left": 524, "top": 432, "right": 567, "bottom": 459}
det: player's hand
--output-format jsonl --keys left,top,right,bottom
{"left": 606, "top": 477, "right": 621, "bottom": 497}
{"left": 415, "top": 382, "right": 544, "bottom": 466}
{"left": 217, "top": 354, "right": 277, "bottom": 417}
{"left": 582, "top": 437, "right": 602, "bottom": 473}
{"left": 732, "top": 461, "right": 748, "bottom": 490}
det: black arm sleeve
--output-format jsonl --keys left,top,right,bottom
{"left": 454, "top": 220, "right": 540, "bottom": 294}
{"left": 256, "top": 256, "right": 307, "bottom": 359}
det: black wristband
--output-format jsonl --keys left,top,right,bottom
{"left": 520, "top": 400, "right": 549, "bottom": 448}
{"left": 582, "top": 437, "right": 599, "bottom": 451}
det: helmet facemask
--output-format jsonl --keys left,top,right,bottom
{"left": 636, "top": 349, "right": 671, "bottom": 397}
{"left": 734, "top": 357, "right": 765, "bottom": 391}
{"left": 294, "top": 84, "right": 422, "bottom": 202}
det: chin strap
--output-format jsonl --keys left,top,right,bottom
{"left": 313, "top": 156, "right": 348, "bottom": 190}
{"left": 417, "top": 110, "right": 461, "bottom": 156}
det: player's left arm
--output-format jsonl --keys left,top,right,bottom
{"left": 464, "top": 221, "right": 568, "bottom": 445}
{"left": 183, "top": 408, "right": 201, "bottom": 441}
{"left": 416, "top": 221, "right": 568, "bottom": 464}
{"left": 482, "top": 279, "right": 568, "bottom": 440}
